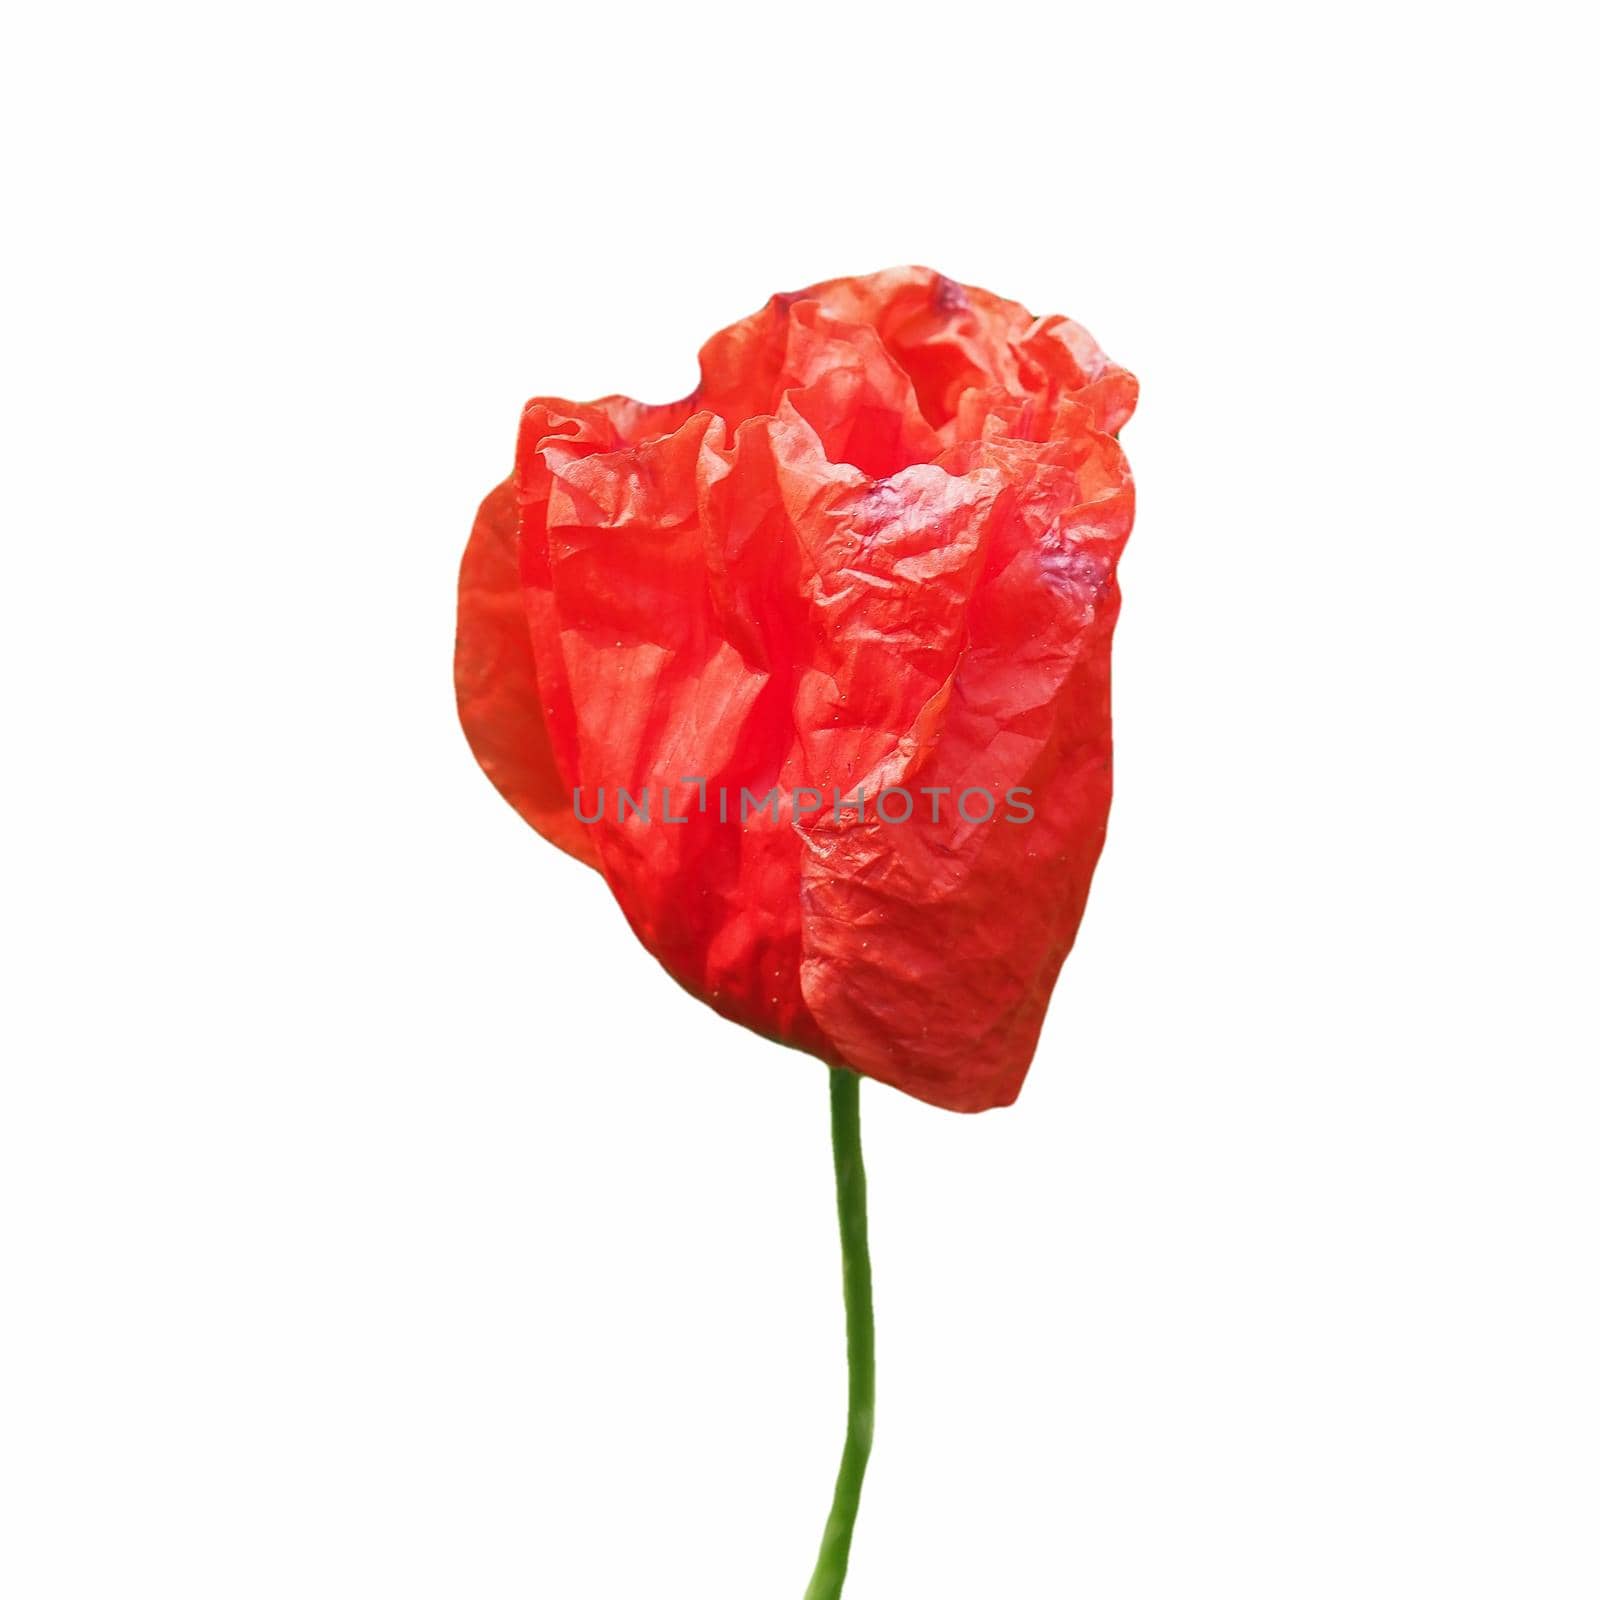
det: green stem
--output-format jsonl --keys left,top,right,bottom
{"left": 804, "top": 1068, "right": 876, "bottom": 1600}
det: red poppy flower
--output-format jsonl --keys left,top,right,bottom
{"left": 456, "top": 266, "right": 1136, "bottom": 1113}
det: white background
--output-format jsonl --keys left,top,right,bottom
{"left": 3, "top": 5, "right": 1596, "bottom": 1597}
